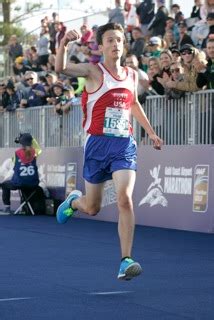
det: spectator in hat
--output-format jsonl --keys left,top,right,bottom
{"left": 4, "top": 80, "right": 23, "bottom": 112}
{"left": 165, "top": 44, "right": 200, "bottom": 92}
{"left": 171, "top": 47, "right": 181, "bottom": 62}
{"left": 13, "top": 56, "right": 32, "bottom": 79}
{"left": 50, "top": 82, "right": 72, "bottom": 115}
{"left": 148, "top": 0, "right": 169, "bottom": 37}
{"left": 0, "top": 133, "right": 41, "bottom": 214}
{"left": 177, "top": 21, "right": 194, "bottom": 49}
{"left": 140, "top": 36, "right": 163, "bottom": 72}
{"left": 148, "top": 36, "right": 163, "bottom": 57}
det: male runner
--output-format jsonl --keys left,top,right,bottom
{"left": 55, "top": 23, "right": 163, "bottom": 280}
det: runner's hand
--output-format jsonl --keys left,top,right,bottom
{"left": 62, "top": 30, "right": 80, "bottom": 46}
{"left": 149, "top": 134, "right": 163, "bottom": 150}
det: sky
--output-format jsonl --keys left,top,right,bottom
{"left": 15, "top": 0, "right": 195, "bottom": 35}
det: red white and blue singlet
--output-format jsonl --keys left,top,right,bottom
{"left": 82, "top": 63, "right": 138, "bottom": 183}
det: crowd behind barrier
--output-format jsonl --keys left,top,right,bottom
{"left": 0, "top": 90, "right": 213, "bottom": 148}
{"left": 0, "top": 0, "right": 214, "bottom": 147}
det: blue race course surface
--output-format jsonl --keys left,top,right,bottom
{"left": 0, "top": 215, "right": 213, "bottom": 320}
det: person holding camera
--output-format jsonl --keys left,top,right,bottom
{"left": 1, "top": 133, "right": 43, "bottom": 214}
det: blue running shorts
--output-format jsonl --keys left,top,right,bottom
{"left": 83, "top": 135, "right": 137, "bottom": 184}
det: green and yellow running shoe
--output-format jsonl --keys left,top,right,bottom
{"left": 56, "top": 190, "right": 82, "bottom": 224}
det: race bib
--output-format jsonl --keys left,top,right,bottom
{"left": 103, "top": 107, "right": 129, "bottom": 137}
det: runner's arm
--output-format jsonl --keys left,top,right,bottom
{"left": 55, "top": 30, "right": 91, "bottom": 78}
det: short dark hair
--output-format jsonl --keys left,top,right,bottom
{"left": 207, "top": 38, "right": 214, "bottom": 45}
{"left": 96, "top": 23, "right": 124, "bottom": 45}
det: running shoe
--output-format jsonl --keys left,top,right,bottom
{"left": 56, "top": 190, "right": 82, "bottom": 224}
{"left": 117, "top": 258, "right": 142, "bottom": 280}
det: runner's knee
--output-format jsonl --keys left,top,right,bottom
{"left": 117, "top": 194, "right": 132, "bottom": 211}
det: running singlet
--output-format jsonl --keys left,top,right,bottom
{"left": 81, "top": 63, "right": 136, "bottom": 136}
{"left": 11, "top": 148, "right": 39, "bottom": 187}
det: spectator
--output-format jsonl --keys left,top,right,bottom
{"left": 196, "top": 38, "right": 214, "bottom": 143}
{"left": 125, "top": 53, "right": 150, "bottom": 103}
{"left": 190, "top": 0, "right": 203, "bottom": 20}
{"left": 165, "top": 44, "right": 200, "bottom": 92}
{"left": 4, "top": 80, "right": 23, "bottom": 112}
{"left": 171, "top": 47, "right": 181, "bottom": 62}
{"left": 8, "top": 35, "right": 23, "bottom": 62}
{"left": 37, "top": 26, "right": 50, "bottom": 66}
{"left": 136, "top": 0, "right": 155, "bottom": 37}
{"left": 108, "top": 0, "right": 125, "bottom": 27}
{"left": 202, "top": 12, "right": 214, "bottom": 48}
{"left": 28, "top": 46, "right": 41, "bottom": 72}
{"left": 200, "top": 0, "right": 214, "bottom": 22}
{"left": 13, "top": 56, "right": 31, "bottom": 79}
{"left": 163, "top": 29, "right": 177, "bottom": 50}
{"left": 51, "top": 82, "right": 72, "bottom": 115}
{"left": 124, "top": 0, "right": 139, "bottom": 34}
{"left": 147, "top": 36, "right": 163, "bottom": 58}
{"left": 80, "top": 24, "right": 93, "bottom": 45}
{"left": 82, "top": 25, "right": 102, "bottom": 64}
{"left": 196, "top": 38, "right": 214, "bottom": 89}
{"left": 165, "top": 17, "right": 179, "bottom": 43}
{"left": 148, "top": 0, "right": 168, "bottom": 37}
{"left": 159, "top": 49, "right": 173, "bottom": 77}
{"left": 177, "top": 21, "right": 194, "bottom": 49}
{"left": 55, "top": 22, "right": 67, "bottom": 53}
{"left": 147, "top": 57, "right": 165, "bottom": 95}
{"left": 0, "top": 133, "right": 45, "bottom": 214}
{"left": 20, "top": 71, "right": 46, "bottom": 108}
{"left": 130, "top": 27, "right": 145, "bottom": 59}
{"left": 164, "top": 62, "right": 185, "bottom": 99}
{"left": 171, "top": 4, "right": 184, "bottom": 24}
{"left": 49, "top": 12, "right": 59, "bottom": 54}
{"left": 0, "top": 82, "right": 8, "bottom": 112}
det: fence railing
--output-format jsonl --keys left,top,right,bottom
{"left": 0, "top": 90, "right": 213, "bottom": 148}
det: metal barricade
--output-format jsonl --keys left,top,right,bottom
{"left": 133, "top": 90, "right": 214, "bottom": 146}
{"left": 0, "top": 104, "right": 86, "bottom": 148}
{"left": 0, "top": 90, "right": 213, "bottom": 148}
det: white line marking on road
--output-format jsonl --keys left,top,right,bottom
{"left": 90, "top": 291, "right": 134, "bottom": 295}
{"left": 0, "top": 297, "right": 33, "bottom": 302}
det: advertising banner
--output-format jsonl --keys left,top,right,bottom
{"left": 0, "top": 145, "right": 213, "bottom": 233}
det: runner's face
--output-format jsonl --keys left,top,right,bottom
{"left": 99, "top": 30, "right": 124, "bottom": 60}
